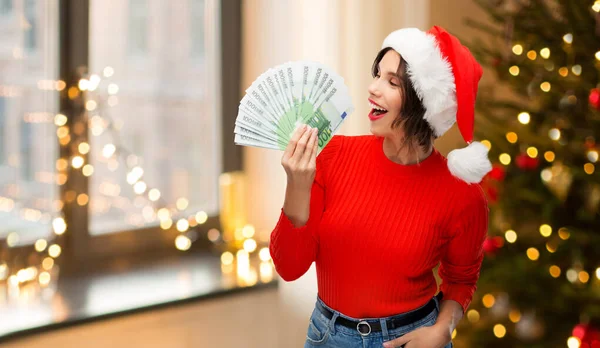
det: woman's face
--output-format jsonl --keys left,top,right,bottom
{"left": 368, "top": 50, "right": 403, "bottom": 138}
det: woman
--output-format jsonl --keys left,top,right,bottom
{"left": 269, "top": 26, "right": 491, "bottom": 348}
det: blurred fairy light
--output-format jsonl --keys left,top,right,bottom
{"left": 34, "top": 239, "right": 47, "bottom": 252}
{"left": 39, "top": 272, "right": 51, "bottom": 286}
{"left": 77, "top": 194, "right": 89, "bottom": 206}
{"left": 527, "top": 147, "right": 538, "bottom": 158}
{"left": 584, "top": 163, "right": 595, "bottom": 175}
{"left": 160, "top": 218, "right": 173, "bottom": 230}
{"left": 539, "top": 224, "right": 552, "bottom": 237}
{"left": 549, "top": 265, "right": 561, "bottom": 278}
{"left": 48, "top": 244, "right": 62, "bottom": 258}
{"left": 103, "top": 66, "right": 114, "bottom": 77}
{"left": 7, "top": 232, "right": 19, "bottom": 247}
{"left": 505, "top": 230, "right": 517, "bottom": 243}
{"left": 480, "top": 140, "right": 491, "bottom": 150}
{"left": 571, "top": 65, "right": 582, "bottom": 76}
{"left": 567, "top": 336, "right": 581, "bottom": 348}
{"left": 78, "top": 78, "right": 89, "bottom": 91}
{"left": 593, "top": 1, "right": 600, "bottom": 12}
{"left": 541, "top": 168, "right": 553, "bottom": 182}
{"left": 71, "top": 156, "right": 84, "bottom": 169}
{"left": 133, "top": 181, "right": 147, "bottom": 194}
{"left": 176, "top": 218, "right": 189, "bottom": 232}
{"left": 596, "top": 51, "right": 600, "bottom": 61}
{"left": 548, "top": 128, "right": 561, "bottom": 140}
{"left": 540, "top": 47, "right": 550, "bottom": 59}
{"left": 195, "top": 211, "right": 208, "bottom": 224}
{"left": 176, "top": 198, "right": 189, "bottom": 211}
{"left": 527, "top": 247, "right": 540, "bottom": 261}
{"left": 467, "top": 309, "right": 480, "bottom": 323}
{"left": 175, "top": 235, "right": 192, "bottom": 251}
{"left": 588, "top": 150, "right": 599, "bottom": 163}
{"left": 42, "top": 257, "right": 54, "bottom": 270}
{"left": 558, "top": 228, "right": 570, "bottom": 240}
{"left": 518, "top": 112, "right": 530, "bottom": 124}
{"left": 86, "top": 100, "right": 97, "bottom": 111}
{"left": 493, "top": 324, "right": 506, "bottom": 338}
{"left": 88, "top": 74, "right": 101, "bottom": 91}
{"left": 482, "top": 294, "right": 495, "bottom": 308}
{"left": 596, "top": 267, "right": 600, "bottom": 280}
{"left": 544, "top": 151, "right": 555, "bottom": 162}
{"left": 221, "top": 251, "right": 234, "bottom": 265}
{"left": 207, "top": 228, "right": 220, "bottom": 242}
{"left": 53, "top": 217, "right": 66, "bottom": 235}
{"left": 509, "top": 309, "right": 521, "bottom": 323}
{"left": 78, "top": 142, "right": 90, "bottom": 154}
{"left": 0, "top": 263, "right": 7, "bottom": 280}
{"left": 108, "top": 83, "right": 119, "bottom": 95}
{"left": 540, "top": 82, "right": 551, "bottom": 92}
{"left": 527, "top": 50, "right": 537, "bottom": 60}
{"left": 566, "top": 269, "right": 578, "bottom": 283}
{"left": 54, "top": 113, "right": 67, "bottom": 126}
{"left": 512, "top": 44, "right": 523, "bottom": 55}
{"left": 82, "top": 164, "right": 94, "bottom": 176}
{"left": 559, "top": 67, "right": 569, "bottom": 77}
{"left": 509, "top": 66, "right": 520, "bottom": 76}
{"left": 259, "top": 247, "right": 271, "bottom": 261}
{"left": 563, "top": 33, "right": 573, "bottom": 44}
{"left": 148, "top": 188, "right": 161, "bottom": 201}
{"left": 579, "top": 271, "right": 590, "bottom": 283}
{"left": 499, "top": 153, "right": 511, "bottom": 165}
{"left": 243, "top": 238, "right": 257, "bottom": 253}
{"left": 506, "top": 132, "right": 518, "bottom": 143}
{"left": 242, "top": 225, "right": 255, "bottom": 238}
{"left": 546, "top": 241, "right": 557, "bottom": 253}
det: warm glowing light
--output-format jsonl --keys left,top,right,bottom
{"left": 102, "top": 144, "right": 116, "bottom": 158}
{"left": 548, "top": 128, "right": 561, "bottom": 140}
{"left": 567, "top": 336, "right": 581, "bottom": 348}
{"left": 540, "top": 48, "right": 550, "bottom": 59}
{"left": 539, "top": 224, "right": 552, "bottom": 237}
{"left": 493, "top": 324, "right": 506, "bottom": 338}
{"left": 544, "top": 151, "right": 555, "bottom": 162}
{"left": 175, "top": 235, "right": 192, "bottom": 251}
{"left": 77, "top": 194, "right": 89, "bottom": 206}
{"left": 108, "top": 83, "right": 119, "bottom": 95}
{"left": 546, "top": 241, "right": 557, "bottom": 253}
{"left": 54, "top": 114, "right": 67, "bottom": 126}
{"left": 499, "top": 153, "right": 511, "bottom": 165}
{"left": 86, "top": 100, "right": 97, "bottom": 111}
{"left": 244, "top": 239, "right": 257, "bottom": 253}
{"left": 259, "top": 247, "right": 271, "bottom": 261}
{"left": 35, "top": 239, "right": 48, "bottom": 252}
{"left": 540, "top": 82, "right": 551, "bottom": 92}
{"left": 221, "top": 251, "right": 234, "bottom": 265}
{"left": 558, "top": 67, "right": 569, "bottom": 77}
{"left": 242, "top": 225, "right": 256, "bottom": 238}
{"left": 584, "top": 163, "right": 595, "bottom": 175}
{"left": 42, "top": 257, "right": 54, "bottom": 270}
{"left": 509, "top": 66, "right": 520, "bottom": 76}
{"left": 78, "top": 142, "right": 90, "bottom": 154}
{"left": 480, "top": 140, "right": 491, "bottom": 150}
{"left": 482, "top": 294, "right": 495, "bottom": 308}
{"left": 71, "top": 156, "right": 84, "bottom": 169}
{"left": 133, "top": 181, "right": 147, "bottom": 194}
{"left": 518, "top": 112, "right": 530, "bottom": 124}
{"left": 82, "top": 164, "right": 94, "bottom": 176}
{"left": 549, "top": 265, "right": 561, "bottom": 278}
{"left": 527, "top": 248, "right": 540, "bottom": 261}
{"left": 103, "top": 66, "right": 114, "bottom": 77}
{"left": 505, "top": 230, "right": 517, "bottom": 243}
{"left": 509, "top": 309, "right": 521, "bottom": 323}
{"left": 467, "top": 310, "right": 480, "bottom": 323}
{"left": 208, "top": 229, "right": 220, "bottom": 242}
{"left": 527, "top": 50, "right": 537, "bottom": 60}
{"left": 160, "top": 219, "right": 173, "bottom": 230}
{"left": 563, "top": 33, "right": 573, "bottom": 44}
{"left": 176, "top": 198, "right": 189, "bottom": 211}
{"left": 149, "top": 189, "right": 161, "bottom": 201}
{"left": 596, "top": 268, "right": 600, "bottom": 280}
{"left": 512, "top": 44, "right": 523, "bottom": 55}
{"left": 506, "top": 132, "right": 518, "bottom": 143}
{"left": 48, "top": 244, "right": 62, "bottom": 258}
{"left": 588, "top": 150, "right": 599, "bottom": 163}
{"left": 566, "top": 269, "right": 578, "bottom": 283}
{"left": 527, "top": 147, "right": 538, "bottom": 158}
{"left": 572, "top": 65, "right": 582, "bottom": 76}
{"left": 176, "top": 219, "right": 189, "bottom": 232}
{"left": 53, "top": 217, "right": 67, "bottom": 235}
{"left": 39, "top": 272, "right": 51, "bottom": 286}
{"left": 195, "top": 211, "right": 208, "bottom": 224}
{"left": 579, "top": 271, "right": 590, "bottom": 283}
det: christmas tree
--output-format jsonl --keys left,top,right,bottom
{"left": 456, "top": 1, "right": 600, "bottom": 347}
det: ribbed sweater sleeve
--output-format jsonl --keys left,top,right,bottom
{"left": 438, "top": 185, "right": 489, "bottom": 313}
{"left": 269, "top": 136, "right": 343, "bottom": 281}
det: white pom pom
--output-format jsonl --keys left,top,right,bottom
{"left": 447, "top": 141, "right": 492, "bottom": 184}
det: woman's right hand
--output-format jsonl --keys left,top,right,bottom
{"left": 281, "top": 124, "right": 319, "bottom": 191}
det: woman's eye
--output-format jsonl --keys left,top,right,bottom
{"left": 390, "top": 80, "right": 399, "bottom": 86}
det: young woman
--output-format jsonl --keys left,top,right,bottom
{"left": 270, "top": 26, "right": 491, "bottom": 348}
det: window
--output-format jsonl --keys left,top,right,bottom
{"left": 190, "top": 0, "right": 205, "bottom": 59}
{"left": 88, "top": 0, "right": 222, "bottom": 235}
{"left": 0, "top": 0, "right": 12, "bottom": 15}
{"left": 23, "top": 0, "right": 37, "bottom": 52}
{"left": 127, "top": 0, "right": 148, "bottom": 56}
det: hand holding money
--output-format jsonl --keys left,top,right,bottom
{"left": 281, "top": 124, "right": 318, "bottom": 227}
{"left": 282, "top": 124, "right": 319, "bottom": 190}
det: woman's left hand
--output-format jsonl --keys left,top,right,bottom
{"left": 382, "top": 324, "right": 451, "bottom": 348}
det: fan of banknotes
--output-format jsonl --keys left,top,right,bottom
{"left": 234, "top": 61, "right": 354, "bottom": 152}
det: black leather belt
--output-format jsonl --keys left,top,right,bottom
{"left": 316, "top": 292, "right": 443, "bottom": 336}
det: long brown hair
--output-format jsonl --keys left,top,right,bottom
{"left": 371, "top": 47, "right": 434, "bottom": 155}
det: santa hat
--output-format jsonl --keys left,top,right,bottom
{"left": 382, "top": 26, "right": 492, "bottom": 184}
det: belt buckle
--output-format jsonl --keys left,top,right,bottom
{"left": 357, "top": 320, "right": 371, "bottom": 336}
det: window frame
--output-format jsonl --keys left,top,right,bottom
{"left": 56, "top": 0, "right": 241, "bottom": 275}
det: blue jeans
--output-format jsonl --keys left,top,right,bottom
{"left": 304, "top": 295, "right": 453, "bottom": 348}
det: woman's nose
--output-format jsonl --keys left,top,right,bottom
{"left": 368, "top": 79, "right": 381, "bottom": 97}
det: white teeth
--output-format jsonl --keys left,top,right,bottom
{"left": 368, "top": 101, "right": 387, "bottom": 112}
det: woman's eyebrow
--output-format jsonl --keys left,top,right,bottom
{"left": 382, "top": 71, "right": 401, "bottom": 78}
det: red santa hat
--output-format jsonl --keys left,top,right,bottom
{"left": 382, "top": 26, "right": 492, "bottom": 184}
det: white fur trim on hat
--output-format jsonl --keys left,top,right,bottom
{"left": 447, "top": 141, "right": 492, "bottom": 184}
{"left": 382, "top": 28, "right": 457, "bottom": 137}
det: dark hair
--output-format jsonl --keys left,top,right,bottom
{"left": 371, "top": 47, "right": 434, "bottom": 155}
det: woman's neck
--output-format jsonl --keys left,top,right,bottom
{"left": 382, "top": 136, "right": 433, "bottom": 165}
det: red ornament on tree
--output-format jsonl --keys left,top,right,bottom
{"left": 573, "top": 323, "right": 600, "bottom": 346}
{"left": 488, "top": 163, "right": 506, "bottom": 181}
{"left": 589, "top": 88, "right": 600, "bottom": 110}
{"left": 483, "top": 236, "right": 504, "bottom": 256}
{"left": 516, "top": 153, "right": 539, "bottom": 170}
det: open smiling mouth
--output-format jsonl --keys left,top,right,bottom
{"left": 368, "top": 101, "right": 388, "bottom": 120}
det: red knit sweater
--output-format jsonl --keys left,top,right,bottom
{"left": 269, "top": 135, "right": 489, "bottom": 318}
